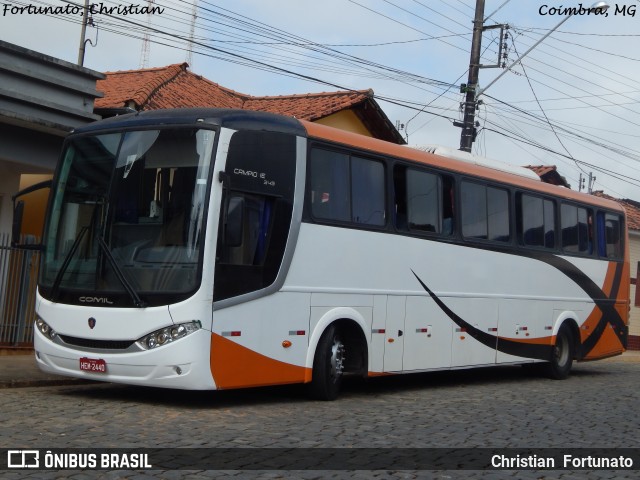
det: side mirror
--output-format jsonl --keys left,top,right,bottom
{"left": 224, "top": 196, "right": 245, "bottom": 247}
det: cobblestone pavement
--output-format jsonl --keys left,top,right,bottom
{"left": 1, "top": 358, "right": 639, "bottom": 480}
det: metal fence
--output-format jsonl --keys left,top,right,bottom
{"left": 0, "top": 233, "right": 40, "bottom": 346}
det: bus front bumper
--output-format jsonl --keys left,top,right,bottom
{"left": 34, "top": 328, "right": 216, "bottom": 390}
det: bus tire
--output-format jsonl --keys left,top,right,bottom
{"left": 308, "top": 325, "right": 345, "bottom": 401}
{"left": 545, "top": 324, "right": 574, "bottom": 380}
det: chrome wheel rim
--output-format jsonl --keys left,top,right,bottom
{"left": 330, "top": 338, "right": 345, "bottom": 382}
{"left": 554, "top": 333, "right": 569, "bottom": 367}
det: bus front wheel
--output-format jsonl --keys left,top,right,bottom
{"left": 308, "top": 325, "right": 345, "bottom": 401}
{"left": 545, "top": 324, "right": 574, "bottom": 380}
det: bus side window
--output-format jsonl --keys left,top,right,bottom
{"left": 406, "top": 168, "right": 441, "bottom": 233}
{"left": 310, "top": 148, "right": 385, "bottom": 227}
{"left": 461, "top": 182, "right": 509, "bottom": 242}
{"left": 442, "top": 176, "right": 455, "bottom": 236}
{"left": 519, "top": 194, "right": 556, "bottom": 249}
{"left": 351, "top": 156, "right": 385, "bottom": 226}
{"left": 310, "top": 149, "right": 350, "bottom": 223}
{"left": 597, "top": 212, "right": 622, "bottom": 259}
{"left": 561, "top": 204, "right": 593, "bottom": 255}
{"left": 393, "top": 166, "right": 454, "bottom": 236}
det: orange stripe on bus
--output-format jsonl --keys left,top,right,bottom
{"left": 582, "top": 325, "right": 625, "bottom": 360}
{"left": 210, "top": 333, "right": 310, "bottom": 389}
{"left": 602, "top": 261, "right": 618, "bottom": 297}
{"left": 498, "top": 336, "right": 554, "bottom": 346}
{"left": 579, "top": 306, "right": 604, "bottom": 343}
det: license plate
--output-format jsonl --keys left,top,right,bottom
{"left": 79, "top": 357, "right": 107, "bottom": 373}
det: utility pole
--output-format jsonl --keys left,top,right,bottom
{"left": 77, "top": 0, "right": 91, "bottom": 66}
{"left": 460, "top": 0, "right": 609, "bottom": 153}
{"left": 458, "top": 0, "right": 485, "bottom": 153}
{"left": 186, "top": 0, "right": 199, "bottom": 66}
{"left": 140, "top": 0, "right": 154, "bottom": 68}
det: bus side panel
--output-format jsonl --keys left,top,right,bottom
{"left": 209, "top": 292, "right": 311, "bottom": 389}
{"left": 449, "top": 297, "right": 497, "bottom": 367}
{"left": 286, "top": 223, "right": 625, "bottom": 372}
{"left": 497, "top": 299, "right": 556, "bottom": 364}
{"left": 402, "top": 295, "right": 453, "bottom": 371}
{"left": 567, "top": 259, "right": 627, "bottom": 360}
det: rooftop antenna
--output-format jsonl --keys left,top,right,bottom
{"left": 139, "top": 0, "right": 154, "bottom": 68}
{"left": 186, "top": 0, "right": 198, "bottom": 66}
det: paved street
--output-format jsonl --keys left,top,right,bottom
{"left": 1, "top": 357, "right": 639, "bottom": 479}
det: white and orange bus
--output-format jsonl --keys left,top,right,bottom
{"left": 33, "top": 108, "right": 629, "bottom": 400}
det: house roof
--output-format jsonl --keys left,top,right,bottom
{"left": 95, "top": 63, "right": 405, "bottom": 144}
{"left": 525, "top": 165, "right": 570, "bottom": 188}
{"left": 593, "top": 191, "right": 640, "bottom": 231}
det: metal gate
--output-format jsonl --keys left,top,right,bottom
{"left": 0, "top": 233, "right": 40, "bottom": 346}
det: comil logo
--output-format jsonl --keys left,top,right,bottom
{"left": 7, "top": 450, "right": 39, "bottom": 468}
{"left": 79, "top": 297, "right": 113, "bottom": 305}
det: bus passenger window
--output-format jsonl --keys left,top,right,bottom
{"left": 519, "top": 194, "right": 556, "bottom": 248}
{"left": 310, "top": 149, "right": 350, "bottom": 222}
{"left": 561, "top": 204, "right": 592, "bottom": 255}
{"left": 442, "top": 177, "right": 455, "bottom": 235}
{"left": 351, "top": 156, "right": 385, "bottom": 226}
{"left": 597, "top": 212, "right": 622, "bottom": 258}
{"left": 394, "top": 167, "right": 454, "bottom": 236}
{"left": 461, "top": 182, "right": 509, "bottom": 242}
{"left": 310, "top": 148, "right": 385, "bottom": 227}
{"left": 406, "top": 169, "right": 441, "bottom": 233}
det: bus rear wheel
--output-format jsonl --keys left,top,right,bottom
{"left": 545, "top": 324, "right": 574, "bottom": 380}
{"left": 308, "top": 325, "right": 345, "bottom": 401}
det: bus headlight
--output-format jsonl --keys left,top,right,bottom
{"left": 136, "top": 321, "right": 201, "bottom": 350}
{"left": 35, "top": 315, "right": 57, "bottom": 340}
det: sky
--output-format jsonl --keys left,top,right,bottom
{"left": 2, "top": 0, "right": 640, "bottom": 199}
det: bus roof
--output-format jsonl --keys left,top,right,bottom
{"left": 71, "top": 108, "right": 307, "bottom": 137}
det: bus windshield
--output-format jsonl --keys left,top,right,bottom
{"left": 40, "top": 127, "right": 216, "bottom": 307}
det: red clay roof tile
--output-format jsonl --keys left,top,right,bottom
{"left": 594, "top": 191, "right": 640, "bottom": 230}
{"left": 525, "top": 165, "right": 570, "bottom": 188}
{"left": 96, "top": 64, "right": 371, "bottom": 120}
{"left": 95, "top": 64, "right": 405, "bottom": 143}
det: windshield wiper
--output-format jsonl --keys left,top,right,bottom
{"left": 96, "top": 236, "right": 146, "bottom": 308}
{"left": 50, "top": 225, "right": 89, "bottom": 302}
